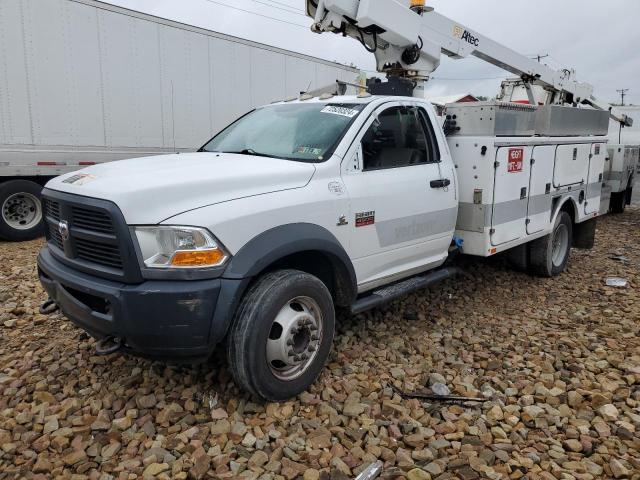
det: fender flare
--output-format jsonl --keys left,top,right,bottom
{"left": 222, "top": 223, "right": 357, "bottom": 305}
{"left": 551, "top": 194, "right": 580, "bottom": 225}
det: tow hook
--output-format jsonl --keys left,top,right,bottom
{"left": 39, "top": 299, "right": 59, "bottom": 315}
{"left": 95, "top": 336, "right": 123, "bottom": 356}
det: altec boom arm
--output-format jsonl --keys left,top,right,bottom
{"left": 307, "top": 0, "right": 632, "bottom": 126}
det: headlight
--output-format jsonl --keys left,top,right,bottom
{"left": 133, "top": 226, "right": 229, "bottom": 269}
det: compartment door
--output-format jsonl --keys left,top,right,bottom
{"left": 527, "top": 146, "right": 555, "bottom": 234}
{"left": 585, "top": 143, "right": 605, "bottom": 215}
{"left": 553, "top": 144, "right": 590, "bottom": 187}
{"left": 491, "top": 146, "right": 532, "bottom": 245}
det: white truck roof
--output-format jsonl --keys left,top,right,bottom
{"left": 271, "top": 95, "right": 429, "bottom": 106}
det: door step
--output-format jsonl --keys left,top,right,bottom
{"left": 350, "top": 267, "right": 461, "bottom": 315}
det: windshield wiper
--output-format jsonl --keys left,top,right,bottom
{"left": 228, "top": 149, "right": 287, "bottom": 160}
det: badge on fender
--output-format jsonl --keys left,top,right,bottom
{"left": 355, "top": 211, "right": 375, "bottom": 227}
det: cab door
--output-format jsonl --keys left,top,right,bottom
{"left": 340, "top": 102, "right": 457, "bottom": 291}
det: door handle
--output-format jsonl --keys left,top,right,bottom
{"left": 430, "top": 178, "right": 451, "bottom": 189}
{"left": 520, "top": 187, "right": 527, "bottom": 199}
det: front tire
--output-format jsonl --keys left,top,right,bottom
{"left": 0, "top": 180, "right": 44, "bottom": 241}
{"left": 226, "top": 270, "right": 335, "bottom": 402}
{"left": 528, "top": 211, "right": 573, "bottom": 277}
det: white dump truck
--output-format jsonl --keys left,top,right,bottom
{"left": 0, "top": 0, "right": 357, "bottom": 241}
{"left": 37, "top": 0, "right": 632, "bottom": 400}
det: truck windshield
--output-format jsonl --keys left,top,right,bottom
{"left": 201, "top": 103, "right": 365, "bottom": 162}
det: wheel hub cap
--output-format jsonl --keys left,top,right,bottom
{"left": 266, "top": 296, "right": 322, "bottom": 380}
{"left": 2, "top": 193, "right": 42, "bottom": 230}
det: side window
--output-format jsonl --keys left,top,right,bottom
{"left": 361, "top": 106, "right": 438, "bottom": 171}
{"left": 418, "top": 108, "right": 441, "bottom": 164}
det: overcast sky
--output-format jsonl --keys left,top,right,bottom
{"left": 106, "top": 0, "right": 639, "bottom": 105}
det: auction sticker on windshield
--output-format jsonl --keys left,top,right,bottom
{"left": 321, "top": 105, "right": 359, "bottom": 118}
{"left": 296, "top": 146, "right": 323, "bottom": 156}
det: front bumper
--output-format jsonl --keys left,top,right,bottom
{"left": 38, "top": 246, "right": 243, "bottom": 360}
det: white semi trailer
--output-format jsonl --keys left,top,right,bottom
{"left": 0, "top": 0, "right": 358, "bottom": 241}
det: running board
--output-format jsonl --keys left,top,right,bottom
{"left": 350, "top": 267, "right": 461, "bottom": 315}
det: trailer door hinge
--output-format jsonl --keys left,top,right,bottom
{"left": 494, "top": 161, "right": 500, "bottom": 169}
{"left": 489, "top": 228, "right": 496, "bottom": 235}
{"left": 525, "top": 219, "right": 531, "bottom": 225}
{"left": 531, "top": 158, "right": 535, "bottom": 165}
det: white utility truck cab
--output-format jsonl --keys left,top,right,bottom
{"left": 39, "top": 94, "right": 604, "bottom": 400}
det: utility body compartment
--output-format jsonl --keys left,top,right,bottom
{"left": 451, "top": 135, "right": 606, "bottom": 257}
{"left": 600, "top": 144, "right": 638, "bottom": 213}
{"left": 604, "top": 144, "right": 637, "bottom": 193}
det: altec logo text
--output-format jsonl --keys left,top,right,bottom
{"left": 453, "top": 25, "right": 479, "bottom": 47}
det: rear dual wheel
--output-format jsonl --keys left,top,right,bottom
{"left": 226, "top": 270, "right": 335, "bottom": 402}
{"left": 611, "top": 182, "right": 634, "bottom": 214}
{"left": 528, "top": 211, "right": 573, "bottom": 277}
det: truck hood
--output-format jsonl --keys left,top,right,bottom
{"left": 47, "top": 152, "right": 316, "bottom": 224}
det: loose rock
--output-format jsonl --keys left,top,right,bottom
{"left": 0, "top": 207, "right": 638, "bottom": 479}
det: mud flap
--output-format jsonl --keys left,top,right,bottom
{"left": 573, "top": 218, "right": 597, "bottom": 249}
{"left": 506, "top": 243, "right": 529, "bottom": 271}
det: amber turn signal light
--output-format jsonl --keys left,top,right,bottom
{"left": 171, "top": 249, "right": 227, "bottom": 267}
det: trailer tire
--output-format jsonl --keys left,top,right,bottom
{"left": 610, "top": 191, "right": 626, "bottom": 214}
{"left": 528, "top": 211, "right": 573, "bottom": 278}
{"left": 226, "top": 269, "right": 335, "bottom": 402}
{"left": 0, "top": 180, "right": 45, "bottom": 242}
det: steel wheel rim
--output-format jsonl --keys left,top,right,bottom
{"left": 551, "top": 223, "right": 569, "bottom": 267}
{"left": 2, "top": 192, "right": 42, "bottom": 230}
{"left": 266, "top": 296, "right": 323, "bottom": 381}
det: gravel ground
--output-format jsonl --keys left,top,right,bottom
{"left": 0, "top": 208, "right": 639, "bottom": 480}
